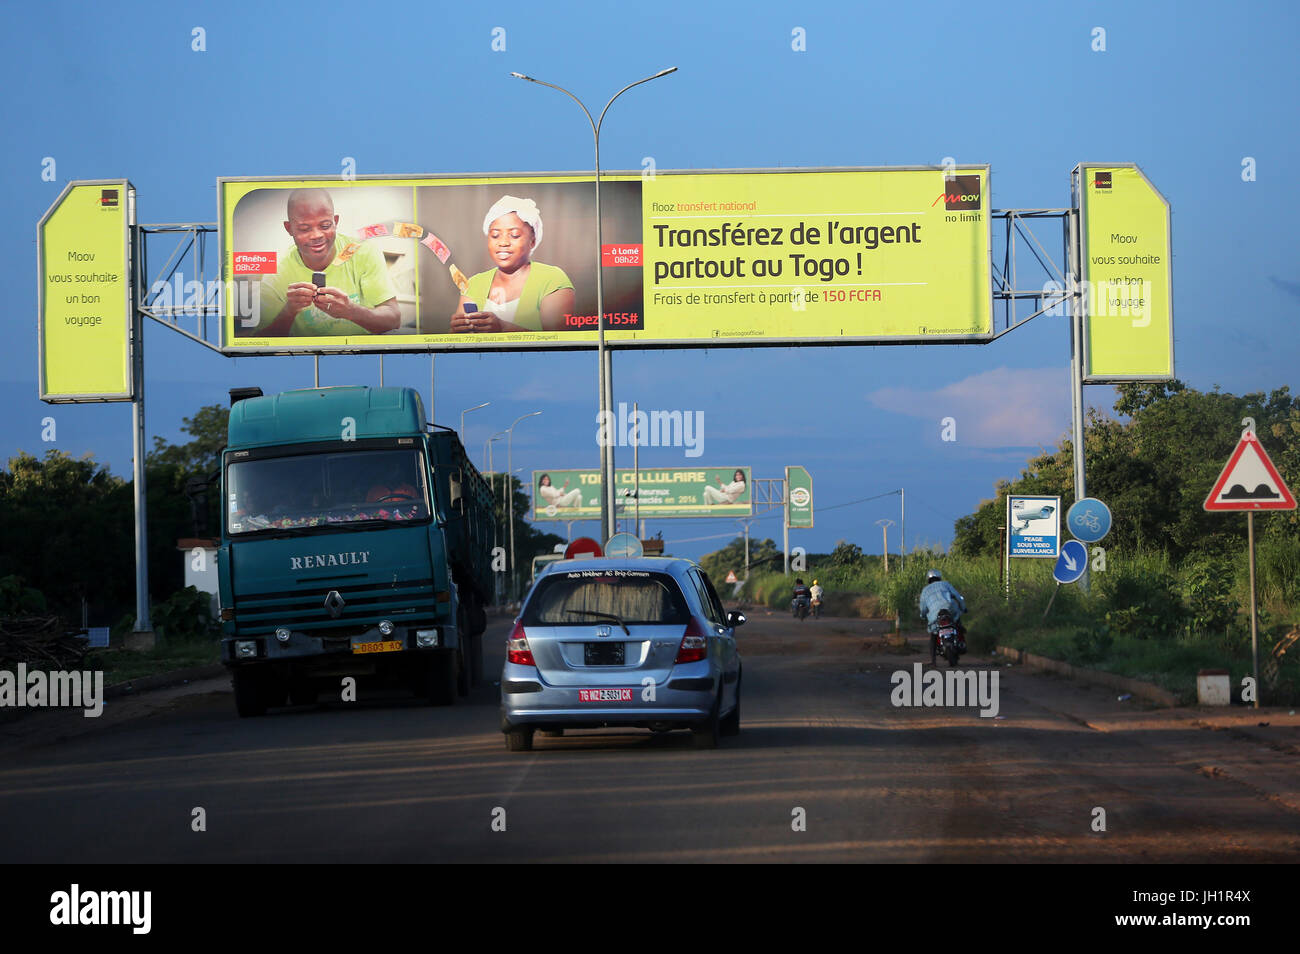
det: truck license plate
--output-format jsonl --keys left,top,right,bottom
{"left": 353, "top": 640, "right": 403, "bottom": 654}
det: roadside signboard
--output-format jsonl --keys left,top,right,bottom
{"left": 1074, "top": 163, "right": 1174, "bottom": 382}
{"left": 604, "top": 532, "right": 643, "bottom": 558}
{"left": 563, "top": 537, "right": 603, "bottom": 560}
{"left": 786, "top": 465, "right": 813, "bottom": 528}
{"left": 39, "top": 180, "right": 134, "bottom": 401}
{"left": 1007, "top": 495, "right": 1061, "bottom": 558}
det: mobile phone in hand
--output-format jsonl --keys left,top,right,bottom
{"left": 463, "top": 302, "right": 477, "bottom": 314}
{"left": 311, "top": 272, "right": 327, "bottom": 289}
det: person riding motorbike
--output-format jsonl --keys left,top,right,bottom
{"left": 809, "top": 579, "right": 824, "bottom": 618}
{"left": 791, "top": 578, "right": 811, "bottom": 619}
{"left": 918, "top": 569, "right": 967, "bottom": 649}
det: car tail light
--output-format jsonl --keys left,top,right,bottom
{"left": 506, "top": 620, "right": 535, "bottom": 666}
{"left": 675, "top": 618, "right": 709, "bottom": 664}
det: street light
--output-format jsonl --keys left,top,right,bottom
{"left": 460, "top": 401, "right": 490, "bottom": 444}
{"left": 507, "top": 411, "right": 542, "bottom": 592}
{"left": 511, "top": 67, "right": 677, "bottom": 543}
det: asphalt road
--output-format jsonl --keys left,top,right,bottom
{"left": 2, "top": 613, "right": 1298, "bottom": 863}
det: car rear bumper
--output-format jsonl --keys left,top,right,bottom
{"left": 500, "top": 661, "right": 717, "bottom": 728}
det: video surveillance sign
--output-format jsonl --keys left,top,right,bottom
{"left": 1007, "top": 495, "right": 1061, "bottom": 558}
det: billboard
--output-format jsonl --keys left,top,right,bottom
{"left": 1075, "top": 163, "right": 1174, "bottom": 381}
{"left": 39, "top": 180, "right": 133, "bottom": 402}
{"left": 219, "top": 167, "right": 992, "bottom": 353}
{"left": 1006, "top": 495, "right": 1061, "bottom": 559}
{"left": 533, "top": 467, "right": 753, "bottom": 520}
{"left": 786, "top": 465, "right": 813, "bottom": 528}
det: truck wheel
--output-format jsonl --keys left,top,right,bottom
{"left": 505, "top": 726, "right": 534, "bottom": 751}
{"left": 233, "top": 669, "right": 267, "bottom": 718}
{"left": 425, "top": 651, "right": 457, "bottom": 706}
{"left": 288, "top": 679, "right": 317, "bottom": 707}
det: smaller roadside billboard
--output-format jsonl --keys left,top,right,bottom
{"left": 533, "top": 467, "right": 752, "bottom": 520}
{"left": 786, "top": 466, "right": 813, "bottom": 528}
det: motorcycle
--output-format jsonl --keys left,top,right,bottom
{"left": 811, "top": 597, "right": 823, "bottom": 619}
{"left": 929, "top": 609, "right": 966, "bottom": 666}
{"left": 791, "top": 594, "right": 810, "bottom": 621}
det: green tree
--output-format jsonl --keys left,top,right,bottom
{"left": 700, "top": 536, "right": 780, "bottom": 581}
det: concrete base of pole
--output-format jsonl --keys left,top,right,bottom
{"left": 126, "top": 630, "right": 156, "bottom": 652}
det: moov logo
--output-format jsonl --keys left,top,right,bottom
{"left": 1092, "top": 171, "right": 1112, "bottom": 190}
{"left": 931, "top": 175, "right": 981, "bottom": 211}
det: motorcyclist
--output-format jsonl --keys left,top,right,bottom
{"left": 791, "top": 578, "right": 811, "bottom": 618}
{"left": 918, "top": 569, "right": 967, "bottom": 647}
{"left": 809, "top": 579, "right": 824, "bottom": 618}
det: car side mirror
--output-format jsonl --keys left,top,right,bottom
{"left": 726, "top": 611, "right": 746, "bottom": 628}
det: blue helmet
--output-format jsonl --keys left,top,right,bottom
{"left": 926, "top": 569, "right": 942, "bottom": 582}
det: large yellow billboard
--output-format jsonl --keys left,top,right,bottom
{"left": 1077, "top": 164, "right": 1174, "bottom": 381}
{"left": 39, "top": 180, "right": 133, "bottom": 401}
{"left": 219, "top": 167, "right": 991, "bottom": 353}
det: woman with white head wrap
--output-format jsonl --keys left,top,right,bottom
{"left": 450, "top": 195, "right": 575, "bottom": 333}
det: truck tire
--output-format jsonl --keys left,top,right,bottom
{"left": 425, "top": 651, "right": 457, "bottom": 706}
{"left": 233, "top": 669, "right": 267, "bottom": 718}
{"left": 456, "top": 643, "right": 470, "bottom": 697}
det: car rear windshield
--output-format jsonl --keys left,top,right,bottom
{"left": 522, "top": 570, "right": 691, "bottom": 626}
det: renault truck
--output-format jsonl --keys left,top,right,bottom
{"left": 217, "top": 386, "right": 495, "bottom": 716}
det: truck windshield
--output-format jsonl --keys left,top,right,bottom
{"left": 227, "top": 448, "right": 430, "bottom": 536}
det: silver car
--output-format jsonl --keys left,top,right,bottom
{"left": 500, "top": 557, "right": 743, "bottom": 751}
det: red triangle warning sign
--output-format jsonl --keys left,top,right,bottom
{"left": 725, "top": 570, "right": 738, "bottom": 583}
{"left": 1204, "top": 430, "right": 1296, "bottom": 511}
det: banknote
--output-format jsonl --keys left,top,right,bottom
{"left": 421, "top": 231, "right": 451, "bottom": 264}
{"left": 394, "top": 222, "right": 425, "bottom": 238}
{"left": 449, "top": 264, "right": 468, "bottom": 294}
{"left": 356, "top": 223, "right": 391, "bottom": 239}
{"left": 336, "top": 242, "right": 361, "bottom": 263}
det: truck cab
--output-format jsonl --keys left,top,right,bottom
{"left": 217, "top": 386, "right": 493, "bottom": 716}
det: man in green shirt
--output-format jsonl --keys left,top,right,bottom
{"left": 257, "top": 188, "right": 402, "bottom": 336}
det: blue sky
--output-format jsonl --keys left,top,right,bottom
{"left": 4, "top": 0, "right": 1297, "bottom": 562}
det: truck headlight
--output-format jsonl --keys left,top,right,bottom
{"left": 416, "top": 629, "right": 438, "bottom": 648}
{"left": 378, "top": 620, "right": 394, "bottom": 636}
{"left": 275, "top": 628, "right": 291, "bottom": 644}
{"left": 235, "top": 640, "right": 257, "bottom": 658}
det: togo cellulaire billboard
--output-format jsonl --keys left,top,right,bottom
{"left": 220, "top": 176, "right": 643, "bottom": 351}
{"left": 219, "top": 167, "right": 991, "bottom": 353}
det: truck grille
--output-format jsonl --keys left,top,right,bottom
{"left": 233, "top": 578, "right": 441, "bottom": 637}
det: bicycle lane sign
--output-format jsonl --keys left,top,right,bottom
{"left": 1066, "top": 497, "right": 1111, "bottom": 543}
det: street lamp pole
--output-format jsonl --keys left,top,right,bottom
{"left": 460, "top": 401, "right": 490, "bottom": 444}
{"left": 511, "top": 67, "right": 677, "bottom": 543}
{"left": 507, "top": 411, "right": 542, "bottom": 595}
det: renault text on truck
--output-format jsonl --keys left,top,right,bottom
{"left": 217, "top": 386, "right": 495, "bottom": 717}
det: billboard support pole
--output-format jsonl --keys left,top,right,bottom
{"left": 128, "top": 190, "right": 153, "bottom": 647}
{"left": 782, "top": 479, "right": 790, "bottom": 576}
{"left": 1067, "top": 206, "right": 1089, "bottom": 593}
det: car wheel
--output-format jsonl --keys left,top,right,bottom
{"left": 692, "top": 688, "right": 723, "bottom": 749}
{"left": 720, "top": 674, "right": 741, "bottom": 737}
{"left": 233, "top": 669, "right": 266, "bottom": 718}
{"left": 505, "top": 726, "right": 534, "bottom": 751}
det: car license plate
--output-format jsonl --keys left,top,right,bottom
{"left": 353, "top": 640, "right": 403, "bottom": 654}
{"left": 578, "top": 688, "right": 632, "bottom": 702}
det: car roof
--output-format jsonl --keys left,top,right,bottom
{"left": 537, "top": 556, "right": 699, "bottom": 579}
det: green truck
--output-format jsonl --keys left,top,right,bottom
{"left": 216, "top": 386, "right": 495, "bottom": 717}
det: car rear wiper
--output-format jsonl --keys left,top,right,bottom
{"left": 565, "top": 610, "right": 631, "bottom": 636}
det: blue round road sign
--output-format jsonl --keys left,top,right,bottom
{"left": 604, "top": 532, "right": 643, "bottom": 558}
{"left": 1054, "top": 540, "right": 1088, "bottom": 585}
{"left": 1066, "top": 497, "right": 1111, "bottom": 543}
